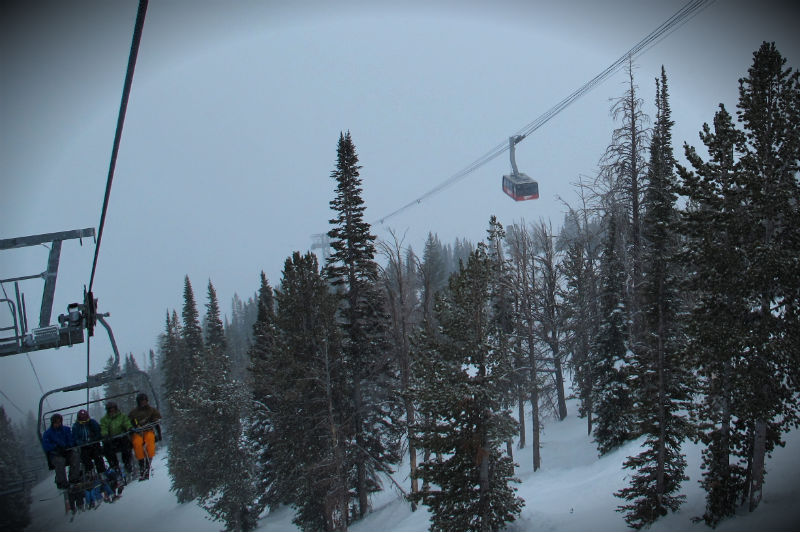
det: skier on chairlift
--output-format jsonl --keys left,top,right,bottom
{"left": 128, "top": 393, "right": 161, "bottom": 481}
{"left": 100, "top": 401, "right": 133, "bottom": 475}
{"left": 41, "top": 413, "right": 81, "bottom": 490}
{"left": 72, "top": 409, "right": 107, "bottom": 475}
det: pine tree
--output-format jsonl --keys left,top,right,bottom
{"left": 194, "top": 280, "right": 259, "bottom": 531}
{"left": 157, "top": 310, "right": 182, "bottom": 424}
{"left": 616, "top": 68, "right": 691, "bottom": 529}
{"left": 165, "top": 276, "right": 204, "bottom": 503}
{"left": 0, "top": 407, "right": 31, "bottom": 530}
{"left": 412, "top": 246, "right": 523, "bottom": 532}
{"left": 325, "top": 131, "right": 401, "bottom": 519}
{"left": 680, "top": 42, "right": 800, "bottom": 523}
{"left": 246, "top": 272, "right": 277, "bottom": 514}
{"left": 271, "top": 252, "right": 350, "bottom": 530}
{"left": 680, "top": 102, "right": 750, "bottom": 527}
{"left": 123, "top": 353, "right": 150, "bottom": 411}
{"left": 592, "top": 212, "right": 635, "bottom": 455}
{"left": 226, "top": 292, "right": 257, "bottom": 381}
{"left": 733, "top": 42, "right": 800, "bottom": 512}
{"left": 485, "top": 216, "right": 523, "bottom": 458}
{"left": 102, "top": 353, "right": 127, "bottom": 408}
{"left": 418, "top": 232, "right": 449, "bottom": 326}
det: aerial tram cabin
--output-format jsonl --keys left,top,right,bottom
{"left": 502, "top": 135, "right": 539, "bottom": 201}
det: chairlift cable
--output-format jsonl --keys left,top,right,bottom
{"left": 374, "top": 0, "right": 712, "bottom": 225}
{"left": 86, "top": 0, "right": 148, "bottom": 407}
{"left": 0, "top": 388, "right": 26, "bottom": 416}
{"left": 1, "top": 281, "right": 52, "bottom": 411}
{"left": 88, "top": 0, "right": 148, "bottom": 294}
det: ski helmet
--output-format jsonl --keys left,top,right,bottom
{"left": 77, "top": 409, "right": 89, "bottom": 422}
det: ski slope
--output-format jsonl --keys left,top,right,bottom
{"left": 27, "top": 394, "right": 800, "bottom": 531}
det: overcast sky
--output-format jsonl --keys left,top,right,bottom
{"left": 1, "top": 0, "right": 797, "bottom": 423}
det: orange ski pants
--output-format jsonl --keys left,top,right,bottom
{"left": 131, "top": 429, "right": 156, "bottom": 460}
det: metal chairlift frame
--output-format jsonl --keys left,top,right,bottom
{"left": 36, "top": 313, "right": 160, "bottom": 455}
{"left": 0, "top": 228, "right": 95, "bottom": 357}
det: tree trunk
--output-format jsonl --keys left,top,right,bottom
{"left": 628, "top": 65, "right": 642, "bottom": 347}
{"left": 478, "top": 419, "right": 490, "bottom": 531}
{"left": 655, "top": 306, "right": 666, "bottom": 508}
{"left": 553, "top": 349, "right": 567, "bottom": 421}
{"left": 353, "top": 377, "right": 368, "bottom": 518}
{"left": 324, "top": 339, "right": 348, "bottom": 532}
{"left": 422, "top": 445, "right": 431, "bottom": 492}
{"left": 406, "top": 396, "right": 419, "bottom": 507}
{"left": 518, "top": 393, "right": 526, "bottom": 449}
{"left": 749, "top": 419, "right": 767, "bottom": 512}
{"left": 529, "top": 326, "right": 540, "bottom": 471}
{"left": 531, "top": 384, "right": 540, "bottom": 472}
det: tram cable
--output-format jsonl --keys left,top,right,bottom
{"left": 375, "top": 0, "right": 713, "bottom": 225}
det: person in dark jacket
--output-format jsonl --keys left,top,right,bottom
{"left": 100, "top": 401, "right": 133, "bottom": 474}
{"left": 72, "top": 409, "right": 107, "bottom": 474}
{"left": 128, "top": 393, "right": 161, "bottom": 480}
{"left": 41, "top": 413, "right": 81, "bottom": 489}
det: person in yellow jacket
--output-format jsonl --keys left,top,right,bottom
{"left": 128, "top": 393, "right": 161, "bottom": 481}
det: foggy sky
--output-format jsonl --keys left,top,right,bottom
{"left": 1, "top": 0, "right": 797, "bottom": 423}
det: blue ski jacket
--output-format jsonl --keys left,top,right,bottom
{"left": 41, "top": 425, "right": 76, "bottom": 453}
{"left": 72, "top": 419, "right": 103, "bottom": 445}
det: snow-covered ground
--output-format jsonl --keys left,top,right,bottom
{"left": 27, "top": 394, "right": 800, "bottom": 531}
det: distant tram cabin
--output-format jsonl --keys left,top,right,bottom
{"left": 502, "top": 173, "right": 539, "bottom": 201}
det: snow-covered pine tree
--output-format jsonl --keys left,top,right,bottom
{"left": 194, "top": 280, "right": 259, "bottom": 531}
{"left": 225, "top": 292, "right": 258, "bottom": 381}
{"left": 679, "top": 102, "right": 750, "bottom": 527}
{"left": 486, "top": 216, "right": 521, "bottom": 458}
{"left": 102, "top": 353, "right": 126, "bottom": 407}
{"left": 325, "top": 131, "right": 401, "bottom": 519}
{"left": 681, "top": 43, "right": 800, "bottom": 523}
{"left": 732, "top": 42, "right": 800, "bottom": 513}
{"left": 271, "top": 251, "right": 350, "bottom": 531}
{"left": 418, "top": 232, "right": 450, "bottom": 326}
{"left": 616, "top": 68, "right": 692, "bottom": 529}
{"left": 412, "top": 245, "right": 523, "bottom": 532}
{"left": 411, "top": 233, "right": 453, "bottom": 490}
{"left": 165, "top": 276, "right": 204, "bottom": 503}
{"left": 592, "top": 212, "right": 636, "bottom": 455}
{"left": 123, "top": 353, "right": 150, "bottom": 411}
{"left": 157, "top": 310, "right": 181, "bottom": 424}
{"left": 0, "top": 406, "right": 31, "bottom": 530}
{"left": 245, "top": 271, "right": 277, "bottom": 514}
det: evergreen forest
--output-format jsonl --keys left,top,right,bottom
{"left": 106, "top": 43, "right": 798, "bottom": 532}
